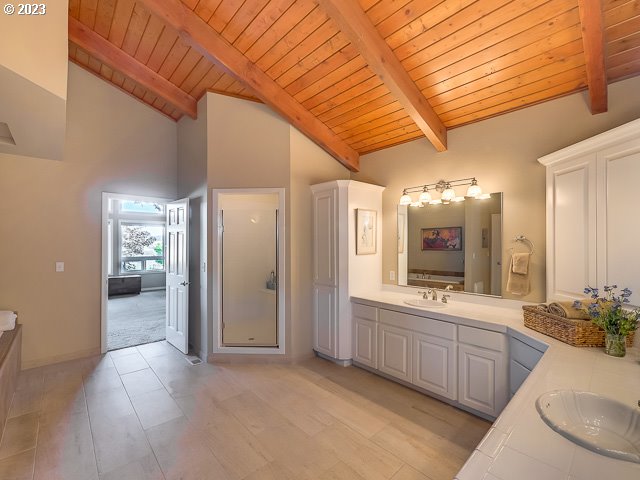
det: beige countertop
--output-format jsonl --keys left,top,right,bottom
{"left": 351, "top": 289, "right": 640, "bottom": 480}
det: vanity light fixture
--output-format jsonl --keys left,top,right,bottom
{"left": 399, "top": 190, "right": 412, "bottom": 206}
{"left": 441, "top": 183, "right": 456, "bottom": 203}
{"left": 399, "top": 177, "right": 485, "bottom": 206}
{"left": 466, "top": 178, "right": 482, "bottom": 198}
{"left": 418, "top": 187, "right": 432, "bottom": 203}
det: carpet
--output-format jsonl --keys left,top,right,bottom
{"left": 107, "top": 290, "right": 166, "bottom": 351}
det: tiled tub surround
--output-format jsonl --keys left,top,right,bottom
{"left": 350, "top": 289, "right": 640, "bottom": 480}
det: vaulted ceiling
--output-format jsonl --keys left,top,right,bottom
{"left": 68, "top": 0, "right": 640, "bottom": 171}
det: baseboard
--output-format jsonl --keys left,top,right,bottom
{"left": 314, "top": 350, "right": 352, "bottom": 366}
{"left": 22, "top": 346, "right": 102, "bottom": 370}
{"left": 142, "top": 287, "right": 165, "bottom": 292}
{"left": 207, "top": 352, "right": 292, "bottom": 364}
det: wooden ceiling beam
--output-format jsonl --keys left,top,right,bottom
{"left": 68, "top": 17, "right": 198, "bottom": 119}
{"left": 317, "top": 0, "right": 447, "bottom": 152}
{"left": 577, "top": 0, "right": 608, "bottom": 114}
{"left": 138, "top": 0, "right": 360, "bottom": 171}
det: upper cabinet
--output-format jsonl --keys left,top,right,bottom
{"left": 539, "top": 119, "right": 640, "bottom": 304}
{"left": 311, "top": 180, "right": 384, "bottom": 362}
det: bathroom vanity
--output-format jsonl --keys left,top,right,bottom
{"left": 350, "top": 290, "right": 640, "bottom": 479}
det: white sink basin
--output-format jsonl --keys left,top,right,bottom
{"left": 536, "top": 390, "right": 640, "bottom": 463}
{"left": 403, "top": 298, "right": 446, "bottom": 309}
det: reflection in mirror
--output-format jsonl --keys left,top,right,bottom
{"left": 398, "top": 193, "right": 503, "bottom": 296}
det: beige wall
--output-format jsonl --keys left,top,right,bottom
{"left": 352, "top": 76, "right": 640, "bottom": 302}
{"left": 289, "top": 127, "right": 350, "bottom": 358}
{"left": 0, "top": 1, "right": 68, "bottom": 99}
{"left": 0, "top": 63, "right": 177, "bottom": 368}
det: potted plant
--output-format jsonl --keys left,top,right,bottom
{"left": 574, "top": 286, "right": 639, "bottom": 357}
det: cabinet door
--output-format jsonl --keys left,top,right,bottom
{"left": 412, "top": 333, "right": 456, "bottom": 400}
{"left": 313, "top": 285, "right": 336, "bottom": 357}
{"left": 353, "top": 318, "right": 377, "bottom": 368}
{"left": 546, "top": 155, "right": 597, "bottom": 301}
{"left": 597, "top": 138, "right": 640, "bottom": 303}
{"left": 458, "top": 344, "right": 507, "bottom": 417}
{"left": 378, "top": 324, "right": 411, "bottom": 382}
{"left": 313, "top": 188, "right": 337, "bottom": 287}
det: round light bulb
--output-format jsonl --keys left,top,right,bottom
{"left": 418, "top": 188, "right": 432, "bottom": 203}
{"left": 441, "top": 184, "right": 456, "bottom": 202}
{"left": 466, "top": 179, "right": 482, "bottom": 198}
{"left": 399, "top": 191, "right": 412, "bottom": 205}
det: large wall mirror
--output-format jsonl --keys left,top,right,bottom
{"left": 397, "top": 193, "right": 503, "bottom": 296}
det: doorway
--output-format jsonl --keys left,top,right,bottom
{"left": 212, "top": 189, "right": 286, "bottom": 355}
{"left": 101, "top": 193, "right": 171, "bottom": 353}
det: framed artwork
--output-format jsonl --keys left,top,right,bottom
{"left": 356, "top": 209, "right": 377, "bottom": 255}
{"left": 397, "top": 212, "right": 406, "bottom": 253}
{"left": 421, "top": 226, "right": 462, "bottom": 251}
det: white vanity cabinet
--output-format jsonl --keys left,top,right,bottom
{"left": 539, "top": 119, "right": 640, "bottom": 302}
{"left": 457, "top": 326, "right": 508, "bottom": 418}
{"left": 412, "top": 331, "right": 456, "bottom": 400}
{"left": 352, "top": 303, "right": 378, "bottom": 368}
{"left": 378, "top": 323, "right": 412, "bottom": 382}
{"left": 311, "top": 181, "right": 384, "bottom": 362}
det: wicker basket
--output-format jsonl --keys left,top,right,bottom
{"left": 522, "top": 306, "right": 636, "bottom": 347}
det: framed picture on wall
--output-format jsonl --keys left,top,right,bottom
{"left": 356, "top": 209, "right": 377, "bottom": 255}
{"left": 421, "top": 226, "right": 462, "bottom": 251}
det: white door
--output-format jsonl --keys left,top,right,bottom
{"left": 353, "top": 318, "right": 377, "bottom": 368}
{"left": 313, "top": 285, "right": 336, "bottom": 356}
{"left": 378, "top": 324, "right": 412, "bottom": 382}
{"left": 458, "top": 344, "right": 506, "bottom": 417}
{"left": 166, "top": 198, "right": 189, "bottom": 353}
{"left": 412, "top": 333, "right": 456, "bottom": 400}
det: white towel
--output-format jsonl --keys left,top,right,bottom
{"left": 0, "top": 311, "right": 16, "bottom": 331}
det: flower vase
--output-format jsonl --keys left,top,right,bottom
{"left": 604, "top": 333, "right": 626, "bottom": 357}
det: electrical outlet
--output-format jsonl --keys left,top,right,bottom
{"left": 389, "top": 270, "right": 396, "bottom": 281}
{"left": 55, "top": 262, "right": 64, "bottom": 272}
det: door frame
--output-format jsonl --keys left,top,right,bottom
{"left": 211, "top": 188, "right": 286, "bottom": 355}
{"left": 100, "top": 192, "right": 173, "bottom": 354}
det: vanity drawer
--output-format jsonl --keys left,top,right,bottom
{"left": 379, "top": 309, "right": 455, "bottom": 340}
{"left": 458, "top": 325, "right": 505, "bottom": 352}
{"left": 352, "top": 303, "right": 378, "bottom": 322}
{"left": 509, "top": 337, "right": 544, "bottom": 371}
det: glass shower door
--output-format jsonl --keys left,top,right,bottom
{"left": 220, "top": 193, "right": 278, "bottom": 346}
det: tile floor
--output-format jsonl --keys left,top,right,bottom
{"left": 0, "top": 341, "right": 490, "bottom": 480}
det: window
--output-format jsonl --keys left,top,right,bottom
{"left": 120, "top": 223, "right": 165, "bottom": 273}
{"left": 120, "top": 200, "right": 165, "bottom": 214}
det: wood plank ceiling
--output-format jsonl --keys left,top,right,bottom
{"left": 68, "top": 0, "right": 640, "bottom": 170}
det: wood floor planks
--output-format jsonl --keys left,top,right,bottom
{"left": 0, "top": 344, "right": 489, "bottom": 480}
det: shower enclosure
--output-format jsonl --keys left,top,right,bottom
{"left": 216, "top": 191, "right": 282, "bottom": 349}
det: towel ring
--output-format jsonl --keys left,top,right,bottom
{"left": 511, "top": 235, "right": 534, "bottom": 255}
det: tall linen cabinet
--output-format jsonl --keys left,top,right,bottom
{"left": 311, "top": 180, "right": 385, "bottom": 363}
{"left": 539, "top": 118, "right": 640, "bottom": 304}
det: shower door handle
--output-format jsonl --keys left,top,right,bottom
{"left": 179, "top": 281, "right": 191, "bottom": 286}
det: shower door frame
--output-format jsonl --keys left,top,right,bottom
{"left": 211, "top": 188, "right": 286, "bottom": 355}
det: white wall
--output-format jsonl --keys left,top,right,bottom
{"left": 352, "top": 76, "right": 640, "bottom": 302}
{"left": 0, "top": 63, "right": 177, "bottom": 368}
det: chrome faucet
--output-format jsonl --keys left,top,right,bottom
{"left": 418, "top": 290, "right": 428, "bottom": 299}
{"left": 441, "top": 294, "right": 451, "bottom": 304}
{"left": 427, "top": 288, "right": 437, "bottom": 301}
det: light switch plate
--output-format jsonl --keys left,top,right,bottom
{"left": 55, "top": 262, "right": 64, "bottom": 272}
{"left": 389, "top": 270, "right": 396, "bottom": 281}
